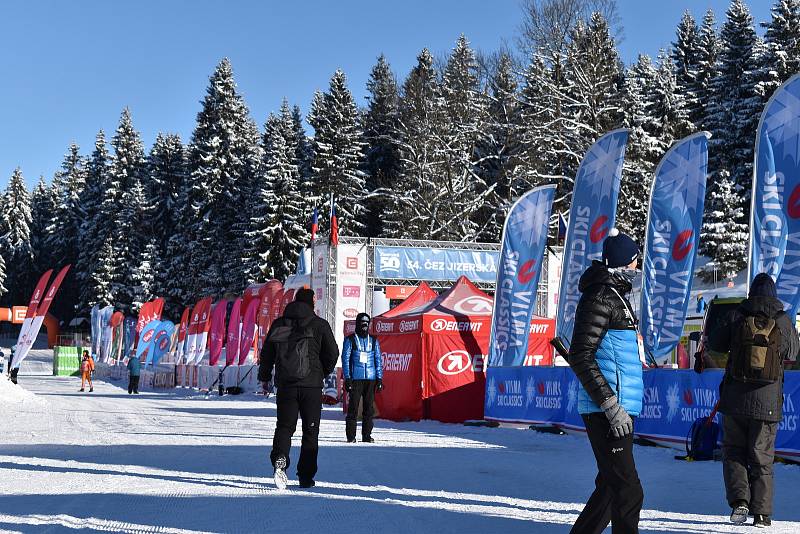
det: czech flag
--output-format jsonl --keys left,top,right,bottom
{"left": 311, "top": 207, "right": 318, "bottom": 243}
{"left": 558, "top": 212, "right": 567, "bottom": 242}
{"left": 330, "top": 195, "right": 339, "bottom": 246}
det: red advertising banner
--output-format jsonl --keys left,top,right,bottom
{"left": 374, "top": 334, "right": 423, "bottom": 421}
{"left": 208, "top": 300, "right": 228, "bottom": 366}
{"left": 423, "top": 333, "right": 486, "bottom": 423}
{"left": 137, "top": 298, "right": 165, "bottom": 334}
{"left": 226, "top": 298, "right": 242, "bottom": 366}
{"left": 239, "top": 298, "right": 260, "bottom": 365}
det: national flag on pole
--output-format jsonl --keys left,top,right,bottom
{"left": 330, "top": 195, "right": 339, "bottom": 246}
{"left": 558, "top": 213, "right": 568, "bottom": 242}
{"left": 311, "top": 207, "right": 319, "bottom": 243}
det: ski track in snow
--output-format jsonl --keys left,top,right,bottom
{"left": 2, "top": 369, "right": 800, "bottom": 533}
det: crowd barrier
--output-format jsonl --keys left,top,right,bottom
{"left": 94, "top": 362, "right": 262, "bottom": 393}
{"left": 485, "top": 367, "right": 800, "bottom": 461}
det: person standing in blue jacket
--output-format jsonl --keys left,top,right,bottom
{"left": 567, "top": 229, "right": 644, "bottom": 534}
{"left": 127, "top": 355, "right": 141, "bottom": 394}
{"left": 342, "top": 313, "right": 383, "bottom": 443}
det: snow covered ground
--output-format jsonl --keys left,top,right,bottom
{"left": 2, "top": 370, "right": 800, "bottom": 533}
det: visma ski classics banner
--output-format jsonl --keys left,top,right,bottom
{"left": 750, "top": 74, "right": 800, "bottom": 317}
{"left": 556, "top": 129, "right": 628, "bottom": 344}
{"left": 640, "top": 132, "right": 709, "bottom": 363}
{"left": 489, "top": 184, "right": 556, "bottom": 367}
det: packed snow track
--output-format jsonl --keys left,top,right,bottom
{"left": 3, "top": 374, "right": 800, "bottom": 533}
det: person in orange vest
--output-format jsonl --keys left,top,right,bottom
{"left": 80, "top": 350, "right": 95, "bottom": 392}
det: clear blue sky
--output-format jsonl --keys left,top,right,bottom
{"left": 0, "top": 0, "right": 773, "bottom": 188}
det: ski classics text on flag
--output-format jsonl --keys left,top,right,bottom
{"left": 556, "top": 130, "right": 628, "bottom": 344}
{"left": 489, "top": 185, "right": 556, "bottom": 367}
{"left": 750, "top": 74, "right": 800, "bottom": 317}
{"left": 640, "top": 133, "right": 709, "bottom": 363}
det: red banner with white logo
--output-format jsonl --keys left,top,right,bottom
{"left": 208, "top": 300, "right": 228, "bottom": 366}
{"left": 374, "top": 334, "right": 423, "bottom": 421}
{"left": 137, "top": 298, "right": 165, "bottom": 334}
{"left": 226, "top": 298, "right": 242, "bottom": 366}
{"left": 423, "top": 332, "right": 486, "bottom": 423}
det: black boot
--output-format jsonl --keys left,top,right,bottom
{"left": 753, "top": 515, "right": 771, "bottom": 528}
{"left": 730, "top": 501, "right": 749, "bottom": 524}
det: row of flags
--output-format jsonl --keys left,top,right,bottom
{"left": 490, "top": 73, "right": 800, "bottom": 368}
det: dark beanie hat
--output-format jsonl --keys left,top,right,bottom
{"left": 602, "top": 228, "right": 639, "bottom": 269}
{"left": 356, "top": 313, "right": 371, "bottom": 325}
{"left": 295, "top": 288, "right": 314, "bottom": 307}
{"left": 749, "top": 273, "right": 778, "bottom": 299}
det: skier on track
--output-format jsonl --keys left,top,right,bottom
{"left": 707, "top": 273, "right": 799, "bottom": 528}
{"left": 259, "top": 288, "right": 338, "bottom": 490}
{"left": 566, "top": 229, "right": 644, "bottom": 534}
{"left": 342, "top": 313, "right": 383, "bottom": 443}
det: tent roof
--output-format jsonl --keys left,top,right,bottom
{"left": 397, "top": 276, "right": 494, "bottom": 318}
{"left": 380, "top": 282, "right": 438, "bottom": 318}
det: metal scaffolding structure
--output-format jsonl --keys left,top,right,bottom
{"left": 320, "top": 236, "right": 551, "bottom": 318}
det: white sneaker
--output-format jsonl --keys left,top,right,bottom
{"left": 273, "top": 457, "right": 288, "bottom": 490}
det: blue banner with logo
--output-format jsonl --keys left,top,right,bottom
{"left": 640, "top": 133, "right": 709, "bottom": 364}
{"left": 123, "top": 316, "right": 137, "bottom": 359}
{"left": 489, "top": 185, "right": 556, "bottom": 367}
{"left": 485, "top": 367, "right": 800, "bottom": 459}
{"left": 150, "top": 320, "right": 176, "bottom": 366}
{"left": 137, "top": 319, "right": 160, "bottom": 364}
{"left": 374, "top": 247, "right": 499, "bottom": 282}
{"left": 750, "top": 74, "right": 800, "bottom": 318}
{"left": 556, "top": 129, "right": 628, "bottom": 344}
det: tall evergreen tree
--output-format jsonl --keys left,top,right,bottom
{"left": 147, "top": 133, "right": 188, "bottom": 303}
{"left": 30, "top": 176, "right": 56, "bottom": 275}
{"left": 560, "top": 13, "right": 626, "bottom": 212}
{"left": 308, "top": 69, "right": 367, "bottom": 236}
{"left": 694, "top": 9, "right": 721, "bottom": 132}
{"left": 386, "top": 49, "right": 440, "bottom": 239}
{"left": 478, "top": 52, "right": 525, "bottom": 241}
{"left": 188, "top": 58, "right": 262, "bottom": 297}
{"left": 702, "top": 0, "right": 760, "bottom": 274}
{"left": 0, "top": 168, "right": 34, "bottom": 304}
{"left": 76, "top": 130, "right": 110, "bottom": 313}
{"left": 362, "top": 55, "right": 401, "bottom": 237}
{"left": 701, "top": 171, "right": 749, "bottom": 280}
{"left": 48, "top": 143, "right": 85, "bottom": 320}
{"left": 757, "top": 0, "right": 800, "bottom": 100}
{"left": 108, "top": 108, "right": 147, "bottom": 313}
{"left": 247, "top": 101, "right": 308, "bottom": 281}
{"left": 671, "top": 11, "right": 703, "bottom": 126}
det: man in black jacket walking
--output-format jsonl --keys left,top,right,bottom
{"left": 259, "top": 288, "right": 339, "bottom": 489}
{"left": 708, "top": 273, "right": 799, "bottom": 528}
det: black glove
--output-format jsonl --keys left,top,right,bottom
{"left": 376, "top": 379, "right": 383, "bottom": 392}
{"left": 345, "top": 379, "right": 353, "bottom": 392}
{"left": 693, "top": 351, "right": 704, "bottom": 374}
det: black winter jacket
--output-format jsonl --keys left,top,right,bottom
{"left": 258, "top": 301, "right": 339, "bottom": 388}
{"left": 567, "top": 261, "right": 638, "bottom": 409}
{"left": 708, "top": 296, "right": 799, "bottom": 422}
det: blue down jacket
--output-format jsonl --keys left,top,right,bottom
{"left": 567, "top": 262, "right": 644, "bottom": 416}
{"left": 342, "top": 334, "right": 382, "bottom": 381}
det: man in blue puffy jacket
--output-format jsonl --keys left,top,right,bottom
{"left": 342, "top": 313, "right": 382, "bottom": 443}
{"left": 567, "top": 229, "right": 644, "bottom": 534}
{"left": 127, "top": 355, "right": 141, "bottom": 394}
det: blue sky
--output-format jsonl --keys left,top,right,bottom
{"left": 0, "top": 1, "right": 773, "bottom": 188}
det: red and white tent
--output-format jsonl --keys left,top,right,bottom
{"left": 373, "top": 276, "right": 554, "bottom": 423}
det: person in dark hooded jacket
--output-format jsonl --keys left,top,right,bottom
{"left": 567, "top": 229, "right": 644, "bottom": 534}
{"left": 259, "top": 288, "right": 339, "bottom": 489}
{"left": 707, "top": 273, "right": 799, "bottom": 528}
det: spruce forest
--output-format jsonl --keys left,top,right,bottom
{"left": 1, "top": 0, "right": 798, "bottom": 322}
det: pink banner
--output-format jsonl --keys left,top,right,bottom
{"left": 226, "top": 298, "right": 242, "bottom": 366}
{"left": 208, "top": 300, "right": 228, "bottom": 366}
{"left": 238, "top": 298, "right": 260, "bottom": 365}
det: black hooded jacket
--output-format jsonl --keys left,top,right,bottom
{"left": 567, "top": 261, "right": 638, "bottom": 409}
{"left": 708, "top": 275, "right": 800, "bottom": 422}
{"left": 258, "top": 301, "right": 339, "bottom": 388}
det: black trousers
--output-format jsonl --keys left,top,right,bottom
{"left": 128, "top": 375, "right": 140, "bottom": 394}
{"left": 723, "top": 414, "right": 777, "bottom": 515}
{"left": 571, "top": 413, "right": 644, "bottom": 534}
{"left": 346, "top": 380, "right": 376, "bottom": 441}
{"left": 270, "top": 386, "right": 322, "bottom": 481}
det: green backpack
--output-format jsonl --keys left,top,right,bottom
{"left": 729, "top": 313, "right": 783, "bottom": 384}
